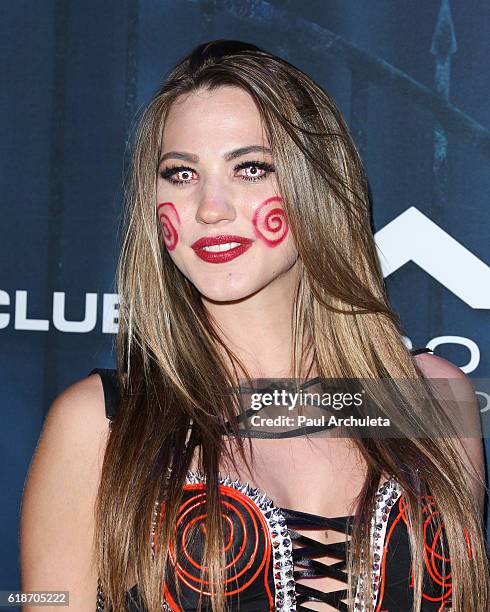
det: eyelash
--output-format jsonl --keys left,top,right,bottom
{"left": 158, "top": 160, "right": 275, "bottom": 187}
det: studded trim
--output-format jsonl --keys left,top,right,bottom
{"left": 354, "top": 476, "right": 402, "bottom": 610}
{"left": 150, "top": 498, "right": 172, "bottom": 611}
{"left": 150, "top": 470, "right": 297, "bottom": 611}
{"left": 98, "top": 475, "right": 401, "bottom": 612}
{"left": 95, "top": 577, "right": 105, "bottom": 611}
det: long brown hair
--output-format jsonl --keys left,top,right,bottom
{"left": 94, "top": 40, "right": 489, "bottom": 611}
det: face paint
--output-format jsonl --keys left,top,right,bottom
{"left": 252, "top": 196, "right": 288, "bottom": 247}
{"left": 157, "top": 202, "right": 181, "bottom": 251}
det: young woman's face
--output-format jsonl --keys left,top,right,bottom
{"left": 156, "top": 85, "right": 298, "bottom": 302}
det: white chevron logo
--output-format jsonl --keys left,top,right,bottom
{"left": 375, "top": 207, "right": 490, "bottom": 309}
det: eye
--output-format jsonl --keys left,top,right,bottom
{"left": 159, "top": 165, "right": 197, "bottom": 187}
{"left": 234, "top": 160, "right": 275, "bottom": 182}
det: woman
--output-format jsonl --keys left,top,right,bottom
{"left": 20, "top": 40, "right": 488, "bottom": 611}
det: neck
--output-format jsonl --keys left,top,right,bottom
{"left": 202, "top": 259, "right": 312, "bottom": 380}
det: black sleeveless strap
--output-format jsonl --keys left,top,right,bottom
{"left": 410, "top": 347, "right": 433, "bottom": 355}
{"left": 88, "top": 368, "right": 120, "bottom": 421}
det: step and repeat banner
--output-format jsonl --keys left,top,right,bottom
{"left": 1, "top": 0, "right": 489, "bottom": 594}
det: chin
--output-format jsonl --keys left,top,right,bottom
{"left": 200, "top": 287, "right": 255, "bottom": 303}
{"left": 198, "top": 282, "right": 259, "bottom": 304}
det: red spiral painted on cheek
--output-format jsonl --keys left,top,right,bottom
{"left": 252, "top": 196, "right": 288, "bottom": 247}
{"left": 157, "top": 202, "right": 181, "bottom": 251}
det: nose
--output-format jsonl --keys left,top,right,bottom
{"left": 195, "top": 179, "right": 236, "bottom": 225}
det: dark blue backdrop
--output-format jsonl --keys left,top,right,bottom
{"left": 1, "top": 0, "right": 489, "bottom": 597}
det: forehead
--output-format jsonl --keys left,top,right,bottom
{"left": 161, "top": 86, "right": 269, "bottom": 150}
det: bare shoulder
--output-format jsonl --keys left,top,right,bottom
{"left": 24, "top": 373, "right": 111, "bottom": 469}
{"left": 413, "top": 352, "right": 480, "bottom": 412}
{"left": 44, "top": 372, "right": 109, "bottom": 432}
{"left": 19, "top": 373, "right": 110, "bottom": 610}
{"left": 413, "top": 351, "right": 468, "bottom": 379}
{"left": 413, "top": 352, "right": 486, "bottom": 513}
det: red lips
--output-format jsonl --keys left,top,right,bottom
{"left": 191, "top": 234, "right": 253, "bottom": 263}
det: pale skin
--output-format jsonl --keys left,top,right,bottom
{"left": 19, "top": 85, "right": 486, "bottom": 611}
{"left": 156, "top": 86, "right": 300, "bottom": 380}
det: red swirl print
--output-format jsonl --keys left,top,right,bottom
{"left": 157, "top": 202, "right": 181, "bottom": 251}
{"left": 418, "top": 496, "right": 452, "bottom": 609}
{"left": 252, "top": 196, "right": 288, "bottom": 247}
{"left": 153, "top": 483, "right": 274, "bottom": 610}
{"left": 377, "top": 495, "right": 455, "bottom": 611}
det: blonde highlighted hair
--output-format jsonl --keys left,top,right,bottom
{"left": 94, "top": 40, "right": 489, "bottom": 611}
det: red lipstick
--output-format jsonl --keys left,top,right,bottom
{"left": 191, "top": 234, "right": 253, "bottom": 263}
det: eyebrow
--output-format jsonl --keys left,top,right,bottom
{"left": 158, "top": 145, "right": 272, "bottom": 166}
